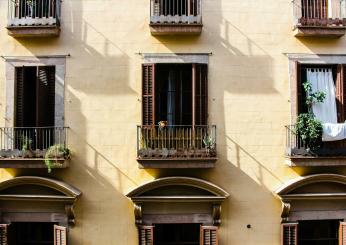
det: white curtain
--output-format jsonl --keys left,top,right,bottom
{"left": 307, "top": 68, "right": 346, "bottom": 141}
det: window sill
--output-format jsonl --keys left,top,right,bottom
{"left": 7, "top": 25, "right": 60, "bottom": 38}
{"left": 293, "top": 25, "right": 346, "bottom": 38}
{"left": 149, "top": 23, "right": 202, "bottom": 36}
{"left": 137, "top": 157, "right": 217, "bottom": 169}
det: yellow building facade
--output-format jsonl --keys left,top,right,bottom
{"left": 0, "top": 0, "right": 345, "bottom": 244}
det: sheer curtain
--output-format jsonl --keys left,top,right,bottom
{"left": 307, "top": 68, "right": 346, "bottom": 141}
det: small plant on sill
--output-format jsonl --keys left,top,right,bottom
{"left": 294, "top": 81, "right": 326, "bottom": 152}
{"left": 44, "top": 144, "right": 71, "bottom": 173}
{"left": 21, "top": 135, "right": 33, "bottom": 158}
{"left": 203, "top": 134, "right": 216, "bottom": 157}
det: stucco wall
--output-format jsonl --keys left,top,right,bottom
{"left": 0, "top": 0, "right": 344, "bottom": 244}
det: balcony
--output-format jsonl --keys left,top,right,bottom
{"left": 285, "top": 125, "right": 346, "bottom": 166}
{"left": 7, "top": 0, "right": 61, "bottom": 37}
{"left": 137, "top": 125, "right": 217, "bottom": 168}
{"left": 150, "top": 0, "right": 202, "bottom": 35}
{"left": 0, "top": 127, "right": 69, "bottom": 168}
{"left": 292, "top": 0, "right": 346, "bottom": 37}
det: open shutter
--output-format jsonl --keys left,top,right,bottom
{"left": 295, "top": 61, "right": 303, "bottom": 115}
{"left": 194, "top": 64, "right": 208, "bottom": 126}
{"left": 54, "top": 225, "right": 67, "bottom": 245}
{"left": 15, "top": 67, "right": 25, "bottom": 127}
{"left": 339, "top": 222, "right": 346, "bottom": 245}
{"left": 281, "top": 223, "right": 298, "bottom": 245}
{"left": 138, "top": 226, "right": 154, "bottom": 245}
{"left": 0, "top": 224, "right": 8, "bottom": 245}
{"left": 142, "top": 64, "right": 155, "bottom": 127}
{"left": 336, "top": 65, "right": 345, "bottom": 122}
{"left": 200, "top": 226, "right": 218, "bottom": 245}
{"left": 37, "top": 66, "right": 55, "bottom": 127}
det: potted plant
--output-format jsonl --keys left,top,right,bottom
{"left": 203, "top": 134, "right": 216, "bottom": 157}
{"left": 294, "top": 81, "right": 326, "bottom": 153}
{"left": 44, "top": 144, "right": 71, "bottom": 173}
{"left": 21, "top": 135, "right": 33, "bottom": 158}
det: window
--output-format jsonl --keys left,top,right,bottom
{"left": 154, "top": 224, "right": 200, "bottom": 245}
{"left": 298, "top": 220, "right": 339, "bottom": 245}
{"left": 8, "top": 222, "right": 55, "bottom": 245}
{"left": 14, "top": 66, "right": 56, "bottom": 150}
{"left": 152, "top": 0, "right": 199, "bottom": 17}
{"left": 301, "top": 0, "right": 328, "bottom": 20}
{"left": 15, "top": 0, "right": 57, "bottom": 19}
{"left": 142, "top": 63, "right": 208, "bottom": 127}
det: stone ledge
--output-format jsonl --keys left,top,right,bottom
{"left": 150, "top": 23, "right": 202, "bottom": 35}
{"left": 293, "top": 26, "right": 346, "bottom": 38}
{"left": 7, "top": 26, "right": 60, "bottom": 38}
{"left": 137, "top": 157, "right": 217, "bottom": 169}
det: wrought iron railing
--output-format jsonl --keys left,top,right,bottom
{"left": 137, "top": 125, "right": 216, "bottom": 159}
{"left": 0, "top": 127, "right": 68, "bottom": 158}
{"left": 150, "top": 0, "right": 202, "bottom": 24}
{"left": 292, "top": 0, "right": 346, "bottom": 27}
{"left": 285, "top": 125, "right": 346, "bottom": 156}
{"left": 8, "top": 0, "right": 61, "bottom": 26}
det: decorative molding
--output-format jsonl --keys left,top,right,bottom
{"left": 134, "top": 204, "right": 142, "bottom": 225}
{"left": 281, "top": 202, "right": 291, "bottom": 220}
{"left": 65, "top": 204, "right": 76, "bottom": 226}
{"left": 212, "top": 204, "right": 221, "bottom": 226}
{"left": 142, "top": 53, "right": 209, "bottom": 64}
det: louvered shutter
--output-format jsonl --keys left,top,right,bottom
{"left": 200, "top": 226, "right": 218, "bottom": 245}
{"left": 37, "top": 66, "right": 55, "bottom": 127}
{"left": 194, "top": 64, "right": 208, "bottom": 126}
{"left": 15, "top": 67, "right": 25, "bottom": 127}
{"left": 339, "top": 222, "right": 346, "bottom": 245}
{"left": 281, "top": 223, "right": 298, "bottom": 245}
{"left": 142, "top": 64, "right": 155, "bottom": 127}
{"left": 0, "top": 224, "right": 8, "bottom": 245}
{"left": 295, "top": 62, "right": 303, "bottom": 115}
{"left": 335, "top": 65, "right": 345, "bottom": 122}
{"left": 138, "top": 226, "right": 154, "bottom": 245}
{"left": 54, "top": 225, "right": 67, "bottom": 245}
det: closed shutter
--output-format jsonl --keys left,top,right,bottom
{"left": 335, "top": 65, "right": 345, "bottom": 122}
{"left": 142, "top": 64, "right": 155, "bottom": 127}
{"left": 194, "top": 64, "right": 208, "bottom": 126}
{"left": 0, "top": 224, "right": 8, "bottom": 245}
{"left": 282, "top": 223, "right": 298, "bottom": 245}
{"left": 37, "top": 66, "right": 55, "bottom": 127}
{"left": 15, "top": 67, "right": 25, "bottom": 127}
{"left": 54, "top": 225, "right": 67, "bottom": 245}
{"left": 200, "top": 226, "right": 218, "bottom": 245}
{"left": 340, "top": 222, "right": 346, "bottom": 245}
{"left": 138, "top": 226, "right": 154, "bottom": 245}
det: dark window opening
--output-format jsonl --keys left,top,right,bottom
{"left": 8, "top": 222, "right": 55, "bottom": 245}
{"left": 156, "top": 64, "right": 192, "bottom": 126}
{"left": 15, "top": 66, "right": 55, "bottom": 150}
{"left": 16, "top": 0, "right": 56, "bottom": 19}
{"left": 298, "top": 220, "right": 340, "bottom": 245}
{"left": 301, "top": 0, "right": 328, "bottom": 19}
{"left": 154, "top": 223, "right": 200, "bottom": 245}
{"left": 155, "top": 0, "right": 198, "bottom": 17}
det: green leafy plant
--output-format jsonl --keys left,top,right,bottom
{"left": 44, "top": 144, "right": 71, "bottom": 173}
{"left": 295, "top": 113, "right": 323, "bottom": 150}
{"left": 294, "top": 81, "right": 326, "bottom": 151}
{"left": 203, "top": 134, "right": 216, "bottom": 156}
{"left": 21, "top": 136, "right": 32, "bottom": 152}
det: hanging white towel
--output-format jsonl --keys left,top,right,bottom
{"left": 323, "top": 123, "right": 346, "bottom": 141}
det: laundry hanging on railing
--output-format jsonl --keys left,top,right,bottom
{"left": 307, "top": 68, "right": 346, "bottom": 141}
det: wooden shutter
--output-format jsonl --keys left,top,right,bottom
{"left": 54, "top": 225, "right": 67, "bottom": 245}
{"left": 0, "top": 224, "right": 8, "bottom": 245}
{"left": 281, "top": 223, "right": 298, "bottom": 245}
{"left": 200, "top": 226, "right": 218, "bottom": 245}
{"left": 295, "top": 61, "right": 303, "bottom": 115}
{"left": 142, "top": 64, "right": 155, "bottom": 127}
{"left": 138, "top": 226, "right": 154, "bottom": 245}
{"left": 194, "top": 64, "right": 208, "bottom": 126}
{"left": 15, "top": 67, "right": 25, "bottom": 127}
{"left": 339, "top": 222, "right": 346, "bottom": 245}
{"left": 37, "top": 66, "right": 55, "bottom": 127}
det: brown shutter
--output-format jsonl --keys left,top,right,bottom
{"left": 200, "top": 226, "right": 218, "bottom": 245}
{"left": 15, "top": 67, "right": 25, "bottom": 127}
{"left": 142, "top": 64, "right": 155, "bottom": 127}
{"left": 54, "top": 225, "right": 67, "bottom": 245}
{"left": 296, "top": 61, "right": 302, "bottom": 115}
{"left": 37, "top": 66, "right": 55, "bottom": 127}
{"left": 194, "top": 64, "right": 208, "bottom": 126}
{"left": 339, "top": 222, "right": 346, "bottom": 245}
{"left": 281, "top": 223, "right": 298, "bottom": 245}
{"left": 335, "top": 65, "right": 344, "bottom": 122}
{"left": 0, "top": 224, "right": 8, "bottom": 245}
{"left": 138, "top": 226, "right": 154, "bottom": 245}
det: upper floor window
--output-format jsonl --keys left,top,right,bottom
{"left": 149, "top": 0, "right": 203, "bottom": 35}
{"left": 7, "top": 0, "right": 61, "bottom": 37}
{"left": 292, "top": 0, "right": 346, "bottom": 37}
